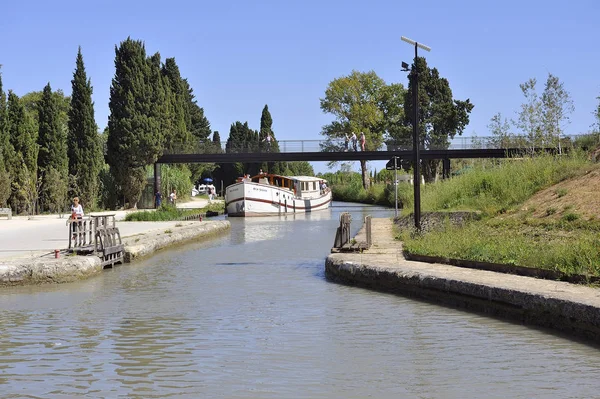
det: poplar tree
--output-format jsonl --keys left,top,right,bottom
{"left": 38, "top": 83, "right": 68, "bottom": 211}
{"left": 107, "top": 38, "right": 165, "bottom": 207}
{"left": 68, "top": 47, "right": 102, "bottom": 209}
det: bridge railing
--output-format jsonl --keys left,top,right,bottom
{"left": 161, "top": 134, "right": 598, "bottom": 155}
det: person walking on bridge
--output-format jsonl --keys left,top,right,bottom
{"left": 360, "top": 132, "right": 366, "bottom": 151}
{"left": 351, "top": 132, "right": 357, "bottom": 152}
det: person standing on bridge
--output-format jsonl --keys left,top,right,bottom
{"left": 263, "top": 134, "right": 272, "bottom": 152}
{"left": 351, "top": 132, "right": 357, "bottom": 152}
{"left": 343, "top": 134, "right": 349, "bottom": 152}
{"left": 360, "top": 132, "right": 366, "bottom": 151}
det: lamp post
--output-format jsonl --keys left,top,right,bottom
{"left": 401, "top": 36, "right": 430, "bottom": 231}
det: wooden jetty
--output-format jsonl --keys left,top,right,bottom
{"left": 68, "top": 213, "right": 124, "bottom": 268}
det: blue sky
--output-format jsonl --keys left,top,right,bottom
{"left": 1, "top": 0, "right": 599, "bottom": 174}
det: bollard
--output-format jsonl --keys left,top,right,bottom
{"left": 54, "top": 249, "right": 60, "bottom": 259}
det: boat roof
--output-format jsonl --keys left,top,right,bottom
{"left": 248, "top": 173, "right": 326, "bottom": 183}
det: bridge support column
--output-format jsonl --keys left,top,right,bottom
{"left": 442, "top": 158, "right": 451, "bottom": 179}
{"left": 154, "top": 163, "right": 161, "bottom": 208}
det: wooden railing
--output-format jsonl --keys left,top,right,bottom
{"left": 67, "top": 213, "right": 124, "bottom": 267}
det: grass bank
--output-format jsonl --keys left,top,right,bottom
{"left": 125, "top": 202, "right": 224, "bottom": 221}
{"left": 395, "top": 153, "right": 600, "bottom": 278}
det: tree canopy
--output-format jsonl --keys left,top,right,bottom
{"left": 320, "top": 70, "right": 390, "bottom": 188}
{"left": 398, "top": 57, "right": 474, "bottom": 181}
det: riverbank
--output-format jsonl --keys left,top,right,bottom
{"left": 0, "top": 204, "right": 230, "bottom": 286}
{"left": 325, "top": 218, "right": 600, "bottom": 343}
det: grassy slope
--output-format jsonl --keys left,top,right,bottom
{"left": 398, "top": 154, "right": 600, "bottom": 277}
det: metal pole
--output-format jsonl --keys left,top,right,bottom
{"left": 394, "top": 156, "right": 398, "bottom": 218}
{"left": 412, "top": 43, "right": 421, "bottom": 230}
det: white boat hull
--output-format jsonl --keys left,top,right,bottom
{"left": 225, "top": 182, "right": 332, "bottom": 217}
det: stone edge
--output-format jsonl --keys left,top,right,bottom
{"left": 325, "top": 256, "right": 600, "bottom": 345}
{"left": 0, "top": 220, "right": 231, "bottom": 287}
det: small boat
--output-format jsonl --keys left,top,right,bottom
{"left": 225, "top": 173, "right": 332, "bottom": 217}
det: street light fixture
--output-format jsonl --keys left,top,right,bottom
{"left": 401, "top": 36, "right": 430, "bottom": 231}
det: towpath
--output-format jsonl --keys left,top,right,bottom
{"left": 0, "top": 198, "right": 219, "bottom": 260}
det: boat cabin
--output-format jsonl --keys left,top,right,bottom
{"left": 236, "top": 173, "right": 328, "bottom": 199}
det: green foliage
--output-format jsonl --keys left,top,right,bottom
{"left": 44, "top": 166, "right": 69, "bottom": 216}
{"left": 561, "top": 212, "right": 579, "bottom": 222}
{"left": 0, "top": 167, "right": 10, "bottom": 207}
{"left": 573, "top": 132, "right": 600, "bottom": 150}
{"left": 282, "top": 161, "right": 315, "bottom": 176}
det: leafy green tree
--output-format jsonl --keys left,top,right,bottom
{"left": 38, "top": 83, "right": 68, "bottom": 212}
{"left": 487, "top": 113, "right": 513, "bottom": 148}
{"left": 320, "top": 70, "right": 387, "bottom": 188}
{"left": 515, "top": 78, "right": 543, "bottom": 153}
{"left": 379, "top": 83, "right": 407, "bottom": 146}
{"left": 107, "top": 38, "right": 166, "bottom": 208}
{"left": 594, "top": 95, "right": 600, "bottom": 133}
{"left": 68, "top": 47, "right": 103, "bottom": 210}
{"left": 6, "top": 91, "right": 38, "bottom": 213}
{"left": 541, "top": 73, "right": 574, "bottom": 154}
{"left": 399, "top": 57, "right": 474, "bottom": 182}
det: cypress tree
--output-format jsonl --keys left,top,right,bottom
{"left": 0, "top": 70, "right": 8, "bottom": 169}
{"left": 107, "top": 38, "right": 165, "bottom": 207}
{"left": 38, "top": 83, "right": 68, "bottom": 211}
{"left": 185, "top": 81, "right": 211, "bottom": 144}
{"left": 68, "top": 47, "right": 102, "bottom": 209}
{"left": 7, "top": 91, "right": 38, "bottom": 213}
{"left": 0, "top": 71, "right": 11, "bottom": 206}
{"left": 259, "top": 104, "right": 282, "bottom": 174}
{"left": 161, "top": 58, "right": 189, "bottom": 150}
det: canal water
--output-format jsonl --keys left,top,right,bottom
{"left": 1, "top": 203, "right": 599, "bottom": 398}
